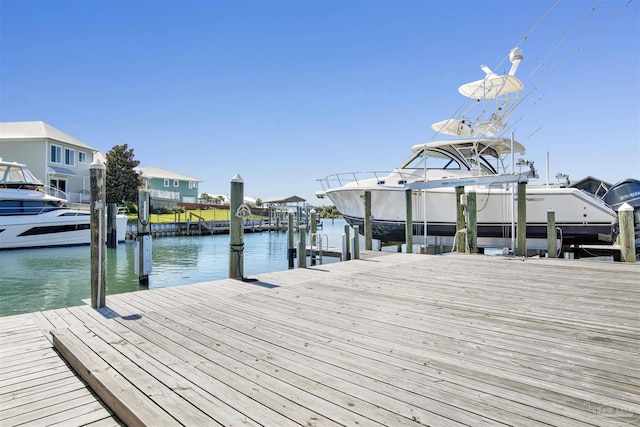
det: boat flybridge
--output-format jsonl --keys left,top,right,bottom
{"left": 0, "top": 159, "right": 127, "bottom": 250}
{"left": 316, "top": 48, "right": 626, "bottom": 253}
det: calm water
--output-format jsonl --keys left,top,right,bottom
{"left": 0, "top": 219, "right": 354, "bottom": 317}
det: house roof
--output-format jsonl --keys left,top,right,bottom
{"left": 0, "top": 121, "right": 95, "bottom": 150}
{"left": 262, "top": 195, "right": 307, "bottom": 204}
{"left": 136, "top": 166, "right": 202, "bottom": 182}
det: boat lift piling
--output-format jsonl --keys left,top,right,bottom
{"left": 516, "top": 182, "right": 527, "bottom": 256}
{"left": 90, "top": 159, "right": 106, "bottom": 308}
{"left": 405, "top": 189, "right": 413, "bottom": 253}
{"left": 618, "top": 203, "right": 636, "bottom": 263}
{"left": 547, "top": 208, "right": 557, "bottom": 258}
{"left": 466, "top": 190, "right": 478, "bottom": 253}
{"left": 364, "top": 191, "right": 373, "bottom": 250}
{"left": 455, "top": 186, "right": 466, "bottom": 253}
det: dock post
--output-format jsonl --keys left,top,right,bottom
{"left": 364, "top": 190, "right": 373, "bottom": 250}
{"left": 405, "top": 189, "right": 413, "bottom": 253}
{"left": 343, "top": 224, "right": 351, "bottom": 261}
{"left": 298, "top": 225, "right": 307, "bottom": 268}
{"left": 516, "top": 182, "right": 527, "bottom": 256}
{"left": 456, "top": 186, "right": 466, "bottom": 253}
{"left": 287, "top": 211, "right": 295, "bottom": 269}
{"left": 310, "top": 209, "right": 317, "bottom": 266}
{"left": 135, "top": 190, "right": 152, "bottom": 287}
{"left": 229, "top": 174, "right": 244, "bottom": 279}
{"left": 353, "top": 225, "right": 360, "bottom": 259}
{"left": 90, "top": 159, "right": 106, "bottom": 308}
{"left": 467, "top": 189, "right": 477, "bottom": 253}
{"left": 547, "top": 208, "right": 557, "bottom": 258}
{"left": 618, "top": 203, "right": 636, "bottom": 263}
{"left": 106, "top": 203, "right": 117, "bottom": 247}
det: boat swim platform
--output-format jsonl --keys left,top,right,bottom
{"left": 1, "top": 253, "right": 638, "bottom": 426}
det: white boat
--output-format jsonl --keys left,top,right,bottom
{"left": 0, "top": 159, "right": 128, "bottom": 250}
{"left": 316, "top": 48, "right": 637, "bottom": 253}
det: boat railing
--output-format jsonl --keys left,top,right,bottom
{"left": 318, "top": 171, "right": 420, "bottom": 190}
{"left": 41, "top": 185, "right": 71, "bottom": 202}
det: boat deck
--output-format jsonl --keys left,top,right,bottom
{"left": 1, "top": 252, "right": 639, "bottom": 426}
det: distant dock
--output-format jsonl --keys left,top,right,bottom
{"left": 125, "top": 219, "right": 288, "bottom": 239}
{"left": 1, "top": 253, "right": 638, "bottom": 425}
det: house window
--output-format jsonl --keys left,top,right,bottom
{"left": 173, "top": 180, "right": 179, "bottom": 187}
{"left": 164, "top": 179, "right": 170, "bottom": 187}
{"left": 64, "top": 148, "right": 75, "bottom": 166}
{"left": 78, "top": 151, "right": 87, "bottom": 164}
{"left": 50, "top": 145, "right": 62, "bottom": 164}
{"left": 189, "top": 181, "right": 198, "bottom": 189}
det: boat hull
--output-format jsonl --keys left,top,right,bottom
{"left": 0, "top": 212, "right": 128, "bottom": 250}
{"left": 326, "top": 185, "right": 617, "bottom": 249}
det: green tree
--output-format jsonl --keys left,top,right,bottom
{"left": 105, "top": 144, "right": 142, "bottom": 205}
{"left": 200, "top": 193, "right": 214, "bottom": 204}
{"left": 316, "top": 205, "right": 342, "bottom": 219}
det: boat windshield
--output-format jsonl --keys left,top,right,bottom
{"left": 0, "top": 163, "right": 43, "bottom": 187}
{"left": 400, "top": 149, "right": 461, "bottom": 170}
{"left": 400, "top": 145, "right": 500, "bottom": 174}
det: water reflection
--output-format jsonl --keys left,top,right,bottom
{"left": 0, "top": 219, "right": 349, "bottom": 316}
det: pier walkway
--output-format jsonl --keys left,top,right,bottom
{"left": 1, "top": 253, "right": 639, "bottom": 426}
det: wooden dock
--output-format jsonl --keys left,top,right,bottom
{"left": 1, "top": 253, "right": 639, "bottom": 426}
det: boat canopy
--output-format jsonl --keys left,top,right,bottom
{"left": 410, "top": 138, "right": 525, "bottom": 157}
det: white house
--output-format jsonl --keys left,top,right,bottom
{"left": 0, "top": 121, "right": 97, "bottom": 202}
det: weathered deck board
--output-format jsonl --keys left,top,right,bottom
{"left": 0, "top": 313, "right": 121, "bottom": 426}
{"left": 1, "top": 253, "right": 639, "bottom": 426}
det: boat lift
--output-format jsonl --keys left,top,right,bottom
{"left": 405, "top": 171, "right": 531, "bottom": 255}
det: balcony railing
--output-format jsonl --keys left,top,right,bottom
{"left": 150, "top": 189, "right": 181, "bottom": 201}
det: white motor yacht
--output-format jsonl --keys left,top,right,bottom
{"left": 0, "top": 159, "right": 127, "bottom": 250}
{"left": 317, "top": 48, "right": 638, "bottom": 252}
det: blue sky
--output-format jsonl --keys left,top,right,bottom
{"left": 1, "top": 0, "right": 638, "bottom": 204}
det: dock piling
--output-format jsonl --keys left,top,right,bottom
{"left": 310, "top": 209, "right": 317, "bottom": 266}
{"left": 343, "top": 224, "right": 351, "bottom": 261}
{"left": 364, "top": 191, "right": 372, "bottom": 250}
{"left": 229, "top": 174, "right": 245, "bottom": 279}
{"left": 135, "top": 190, "right": 152, "bottom": 287}
{"left": 456, "top": 187, "right": 466, "bottom": 253}
{"left": 405, "top": 189, "right": 413, "bottom": 253}
{"left": 298, "top": 225, "right": 307, "bottom": 268}
{"left": 90, "top": 159, "right": 106, "bottom": 308}
{"left": 618, "top": 202, "right": 636, "bottom": 263}
{"left": 467, "top": 189, "right": 477, "bottom": 253}
{"left": 287, "top": 211, "right": 295, "bottom": 269}
{"left": 353, "top": 225, "right": 360, "bottom": 259}
{"left": 106, "top": 203, "right": 117, "bottom": 247}
{"left": 547, "top": 208, "right": 557, "bottom": 258}
{"left": 516, "top": 182, "right": 527, "bottom": 256}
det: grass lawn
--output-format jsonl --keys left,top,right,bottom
{"left": 127, "top": 208, "right": 264, "bottom": 223}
